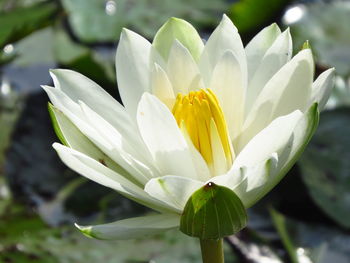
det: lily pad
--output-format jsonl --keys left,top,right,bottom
{"left": 299, "top": 108, "right": 350, "bottom": 228}
{"left": 286, "top": 1, "right": 350, "bottom": 76}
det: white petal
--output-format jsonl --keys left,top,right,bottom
{"left": 76, "top": 213, "right": 180, "bottom": 240}
{"left": 209, "top": 50, "right": 244, "bottom": 140}
{"left": 116, "top": 29, "right": 151, "bottom": 118}
{"left": 49, "top": 104, "right": 129, "bottom": 176}
{"left": 180, "top": 124, "right": 211, "bottom": 181}
{"left": 238, "top": 49, "right": 314, "bottom": 150}
{"left": 232, "top": 154, "right": 279, "bottom": 208}
{"left": 144, "top": 175, "right": 204, "bottom": 211}
{"left": 167, "top": 40, "right": 203, "bottom": 95}
{"left": 199, "top": 14, "right": 247, "bottom": 88}
{"left": 137, "top": 93, "right": 199, "bottom": 179}
{"left": 245, "top": 23, "right": 281, "bottom": 79}
{"left": 44, "top": 86, "right": 155, "bottom": 184}
{"left": 309, "top": 68, "right": 335, "bottom": 110}
{"left": 49, "top": 69, "right": 133, "bottom": 135}
{"left": 151, "top": 63, "right": 175, "bottom": 109}
{"left": 52, "top": 143, "right": 174, "bottom": 213}
{"left": 210, "top": 119, "right": 228, "bottom": 176}
{"left": 245, "top": 28, "right": 292, "bottom": 110}
{"left": 237, "top": 104, "right": 319, "bottom": 208}
{"left": 235, "top": 110, "right": 303, "bottom": 168}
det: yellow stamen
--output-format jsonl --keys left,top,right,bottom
{"left": 172, "top": 89, "right": 233, "bottom": 174}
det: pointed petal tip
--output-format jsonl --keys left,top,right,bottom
{"left": 75, "top": 223, "right": 94, "bottom": 238}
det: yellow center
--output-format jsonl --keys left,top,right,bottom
{"left": 172, "top": 89, "right": 233, "bottom": 175}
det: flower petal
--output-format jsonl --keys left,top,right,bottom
{"left": 48, "top": 104, "right": 129, "bottom": 177}
{"left": 151, "top": 63, "right": 175, "bottom": 109}
{"left": 116, "top": 29, "right": 151, "bottom": 117}
{"left": 43, "top": 86, "right": 155, "bottom": 184}
{"left": 137, "top": 93, "right": 199, "bottom": 180}
{"left": 52, "top": 143, "right": 174, "bottom": 213}
{"left": 49, "top": 69, "right": 133, "bottom": 134}
{"left": 152, "top": 17, "right": 204, "bottom": 62}
{"left": 238, "top": 49, "right": 314, "bottom": 150}
{"left": 144, "top": 175, "right": 204, "bottom": 211}
{"left": 245, "top": 23, "right": 281, "bottom": 80}
{"left": 76, "top": 213, "right": 180, "bottom": 240}
{"left": 245, "top": 28, "right": 292, "bottom": 110}
{"left": 199, "top": 14, "right": 247, "bottom": 88}
{"left": 233, "top": 104, "right": 319, "bottom": 207}
{"left": 309, "top": 68, "right": 335, "bottom": 110}
{"left": 209, "top": 50, "right": 244, "bottom": 140}
{"left": 167, "top": 40, "right": 203, "bottom": 95}
{"left": 235, "top": 110, "right": 303, "bottom": 168}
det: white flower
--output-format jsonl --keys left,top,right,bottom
{"left": 43, "top": 15, "right": 334, "bottom": 240}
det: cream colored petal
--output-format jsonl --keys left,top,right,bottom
{"left": 137, "top": 93, "right": 199, "bottom": 180}
{"left": 116, "top": 28, "right": 151, "bottom": 118}
{"left": 151, "top": 63, "right": 175, "bottom": 109}
{"left": 76, "top": 214, "right": 180, "bottom": 240}
{"left": 167, "top": 40, "right": 203, "bottom": 95}
{"left": 245, "top": 23, "right": 281, "bottom": 79}
{"left": 238, "top": 49, "right": 314, "bottom": 151}
{"left": 53, "top": 143, "right": 174, "bottom": 213}
{"left": 144, "top": 175, "right": 204, "bottom": 211}
{"left": 209, "top": 50, "right": 244, "bottom": 141}
{"left": 199, "top": 14, "right": 247, "bottom": 89}
{"left": 309, "top": 68, "right": 335, "bottom": 110}
{"left": 245, "top": 28, "right": 292, "bottom": 110}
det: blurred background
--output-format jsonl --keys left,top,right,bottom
{"left": 0, "top": 0, "right": 350, "bottom": 262}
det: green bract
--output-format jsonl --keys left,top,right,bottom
{"left": 180, "top": 182, "right": 247, "bottom": 239}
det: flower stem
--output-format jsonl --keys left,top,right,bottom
{"left": 200, "top": 238, "right": 224, "bottom": 263}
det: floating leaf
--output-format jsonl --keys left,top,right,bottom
{"left": 299, "top": 108, "right": 350, "bottom": 228}
{"left": 0, "top": 2, "right": 58, "bottom": 48}
{"left": 180, "top": 182, "right": 247, "bottom": 239}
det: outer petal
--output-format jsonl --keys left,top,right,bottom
{"left": 144, "top": 176, "right": 204, "bottom": 211}
{"left": 137, "top": 93, "right": 199, "bottom": 180}
{"left": 235, "top": 110, "right": 303, "bottom": 168}
{"left": 245, "top": 23, "right": 281, "bottom": 80}
{"left": 43, "top": 86, "right": 156, "bottom": 184}
{"left": 167, "top": 40, "right": 203, "bottom": 95}
{"left": 52, "top": 143, "right": 175, "bottom": 213}
{"left": 76, "top": 214, "right": 180, "bottom": 240}
{"left": 199, "top": 14, "right": 247, "bottom": 89}
{"left": 238, "top": 49, "right": 314, "bottom": 150}
{"left": 209, "top": 50, "right": 244, "bottom": 140}
{"left": 116, "top": 29, "right": 151, "bottom": 118}
{"left": 152, "top": 17, "right": 204, "bottom": 62}
{"left": 309, "top": 68, "right": 335, "bottom": 110}
{"left": 234, "top": 104, "right": 319, "bottom": 207}
{"left": 49, "top": 69, "right": 134, "bottom": 135}
{"left": 49, "top": 104, "right": 129, "bottom": 177}
{"left": 245, "top": 28, "right": 293, "bottom": 110}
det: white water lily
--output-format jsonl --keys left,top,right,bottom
{"left": 43, "top": 15, "right": 334, "bottom": 240}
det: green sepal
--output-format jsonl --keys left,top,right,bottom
{"left": 302, "top": 40, "right": 311, "bottom": 50}
{"left": 47, "top": 102, "right": 68, "bottom": 146}
{"left": 153, "top": 17, "right": 204, "bottom": 62}
{"left": 180, "top": 182, "right": 247, "bottom": 239}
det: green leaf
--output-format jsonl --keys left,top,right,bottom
{"left": 299, "top": 108, "right": 350, "bottom": 228}
{"left": 180, "top": 182, "right": 247, "bottom": 239}
{"left": 229, "top": 0, "right": 291, "bottom": 35}
{"left": 0, "top": 2, "right": 58, "bottom": 48}
{"left": 153, "top": 17, "right": 204, "bottom": 61}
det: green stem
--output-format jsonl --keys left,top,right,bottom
{"left": 200, "top": 238, "right": 224, "bottom": 263}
